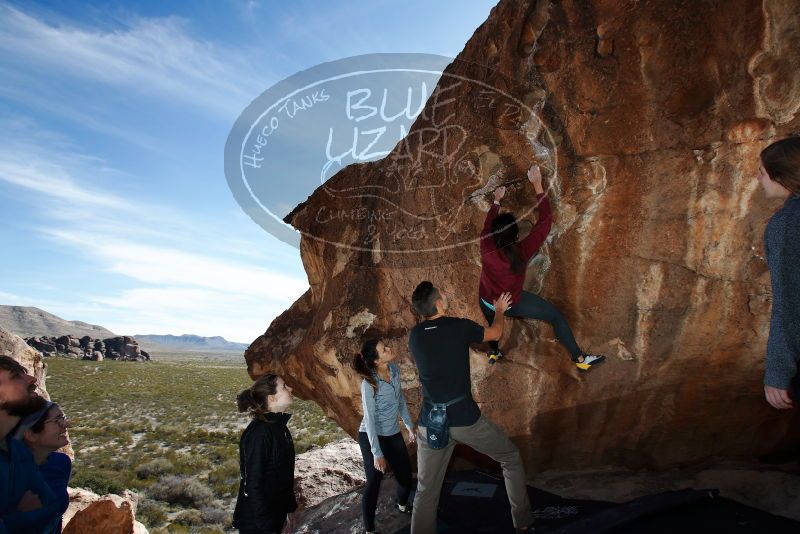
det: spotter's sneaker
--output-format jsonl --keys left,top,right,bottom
{"left": 397, "top": 502, "right": 413, "bottom": 514}
{"left": 574, "top": 354, "right": 605, "bottom": 371}
{"left": 487, "top": 349, "right": 505, "bottom": 364}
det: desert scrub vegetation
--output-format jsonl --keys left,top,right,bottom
{"left": 46, "top": 356, "right": 347, "bottom": 530}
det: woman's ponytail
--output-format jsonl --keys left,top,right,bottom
{"left": 236, "top": 388, "right": 256, "bottom": 413}
{"left": 236, "top": 374, "right": 279, "bottom": 418}
{"left": 353, "top": 340, "right": 380, "bottom": 395}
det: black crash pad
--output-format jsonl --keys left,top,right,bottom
{"left": 391, "top": 469, "right": 800, "bottom": 533}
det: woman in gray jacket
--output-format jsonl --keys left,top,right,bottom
{"left": 353, "top": 339, "right": 415, "bottom": 534}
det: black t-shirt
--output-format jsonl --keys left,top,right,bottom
{"left": 408, "top": 316, "right": 485, "bottom": 427}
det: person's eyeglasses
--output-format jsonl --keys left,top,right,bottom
{"left": 43, "top": 414, "right": 69, "bottom": 426}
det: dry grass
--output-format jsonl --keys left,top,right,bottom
{"left": 46, "top": 355, "right": 347, "bottom": 530}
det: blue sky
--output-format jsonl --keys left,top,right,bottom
{"left": 0, "top": 0, "right": 497, "bottom": 342}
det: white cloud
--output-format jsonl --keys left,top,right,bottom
{"left": 0, "top": 158, "right": 126, "bottom": 208}
{"left": 0, "top": 78, "right": 166, "bottom": 154}
{"left": 91, "top": 287, "right": 292, "bottom": 343}
{"left": 43, "top": 229, "right": 307, "bottom": 302}
{"left": 0, "top": 4, "right": 272, "bottom": 117}
{"left": 0, "top": 117, "right": 178, "bottom": 238}
{"left": 0, "top": 117, "right": 308, "bottom": 343}
{"left": 0, "top": 290, "right": 24, "bottom": 303}
{"left": 0, "top": 116, "right": 242, "bottom": 245}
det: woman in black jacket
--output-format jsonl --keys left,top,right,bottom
{"left": 233, "top": 374, "right": 296, "bottom": 533}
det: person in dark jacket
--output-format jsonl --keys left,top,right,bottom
{"left": 0, "top": 355, "right": 60, "bottom": 534}
{"left": 757, "top": 137, "right": 800, "bottom": 410}
{"left": 15, "top": 401, "right": 72, "bottom": 534}
{"left": 233, "top": 374, "right": 296, "bottom": 534}
{"left": 478, "top": 164, "right": 605, "bottom": 371}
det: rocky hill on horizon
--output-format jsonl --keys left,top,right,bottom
{"left": 0, "top": 305, "right": 116, "bottom": 339}
{"left": 0, "top": 305, "right": 246, "bottom": 355}
{"left": 134, "top": 334, "right": 249, "bottom": 352}
{"left": 27, "top": 334, "right": 150, "bottom": 362}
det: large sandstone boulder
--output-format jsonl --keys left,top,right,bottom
{"left": 294, "top": 438, "right": 365, "bottom": 510}
{"left": 25, "top": 335, "right": 150, "bottom": 361}
{"left": 294, "top": 473, "right": 410, "bottom": 534}
{"left": 103, "top": 336, "right": 150, "bottom": 361}
{"left": 530, "top": 462, "right": 800, "bottom": 522}
{"left": 26, "top": 337, "right": 56, "bottom": 356}
{"left": 63, "top": 488, "right": 147, "bottom": 534}
{"left": 1, "top": 327, "right": 76, "bottom": 459}
{"left": 0, "top": 325, "right": 47, "bottom": 396}
{"left": 247, "top": 0, "right": 800, "bottom": 472}
{"left": 292, "top": 461, "right": 800, "bottom": 532}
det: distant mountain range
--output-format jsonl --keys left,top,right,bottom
{"left": 134, "top": 334, "right": 249, "bottom": 352}
{"left": 0, "top": 305, "right": 248, "bottom": 353}
{"left": 0, "top": 305, "right": 116, "bottom": 339}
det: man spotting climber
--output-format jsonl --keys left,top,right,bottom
{"left": 408, "top": 282, "right": 533, "bottom": 533}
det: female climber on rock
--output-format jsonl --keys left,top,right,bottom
{"left": 353, "top": 338, "right": 415, "bottom": 534}
{"left": 757, "top": 137, "right": 800, "bottom": 411}
{"left": 233, "top": 374, "right": 297, "bottom": 534}
{"left": 478, "top": 164, "right": 605, "bottom": 371}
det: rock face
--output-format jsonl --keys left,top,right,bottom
{"left": 247, "top": 0, "right": 800, "bottom": 471}
{"left": 101, "top": 336, "right": 150, "bottom": 361}
{"left": 294, "top": 438, "right": 365, "bottom": 510}
{"left": 0, "top": 325, "right": 47, "bottom": 396}
{"left": 26, "top": 335, "right": 150, "bottom": 361}
{"left": 293, "top": 461, "right": 800, "bottom": 532}
{"left": 529, "top": 462, "right": 800, "bottom": 522}
{"left": 294, "top": 473, "right": 410, "bottom": 534}
{"left": 0, "top": 326, "right": 76, "bottom": 458}
{"left": 63, "top": 488, "right": 147, "bottom": 534}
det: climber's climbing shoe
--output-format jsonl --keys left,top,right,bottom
{"left": 574, "top": 354, "right": 605, "bottom": 371}
{"left": 487, "top": 349, "right": 504, "bottom": 364}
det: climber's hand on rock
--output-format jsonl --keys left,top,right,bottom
{"left": 765, "top": 385, "right": 793, "bottom": 410}
{"left": 493, "top": 186, "right": 506, "bottom": 202}
{"left": 528, "top": 164, "right": 544, "bottom": 194}
{"left": 494, "top": 292, "right": 512, "bottom": 314}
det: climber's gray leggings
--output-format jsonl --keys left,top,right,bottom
{"left": 479, "top": 290, "right": 582, "bottom": 359}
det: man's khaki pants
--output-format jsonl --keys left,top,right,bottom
{"left": 411, "top": 415, "right": 530, "bottom": 533}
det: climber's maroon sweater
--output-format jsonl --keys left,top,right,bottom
{"left": 478, "top": 193, "right": 553, "bottom": 306}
